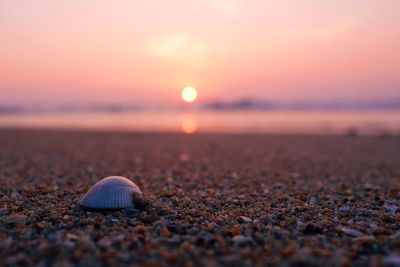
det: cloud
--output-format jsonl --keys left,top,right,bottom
{"left": 209, "top": 0, "right": 241, "bottom": 17}
{"left": 278, "top": 19, "right": 360, "bottom": 42}
{"left": 146, "top": 35, "right": 207, "bottom": 64}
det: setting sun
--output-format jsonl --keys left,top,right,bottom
{"left": 181, "top": 87, "right": 198, "bottom": 103}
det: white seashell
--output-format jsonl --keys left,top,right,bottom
{"left": 79, "top": 176, "right": 142, "bottom": 210}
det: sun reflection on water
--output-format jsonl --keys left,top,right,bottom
{"left": 181, "top": 115, "right": 197, "bottom": 134}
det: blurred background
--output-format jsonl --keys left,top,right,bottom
{"left": 1, "top": 0, "right": 399, "bottom": 135}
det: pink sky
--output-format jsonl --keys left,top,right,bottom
{"left": 0, "top": 0, "right": 399, "bottom": 106}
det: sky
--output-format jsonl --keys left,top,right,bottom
{"left": 0, "top": 0, "right": 399, "bottom": 106}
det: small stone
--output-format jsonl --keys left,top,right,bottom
{"left": 281, "top": 245, "right": 298, "bottom": 257}
{"left": 35, "top": 222, "right": 46, "bottom": 229}
{"left": 66, "top": 233, "right": 79, "bottom": 241}
{"left": 389, "top": 231, "right": 400, "bottom": 241}
{"left": 232, "top": 235, "right": 253, "bottom": 246}
{"left": 386, "top": 205, "right": 398, "bottom": 214}
{"left": 272, "top": 182, "right": 286, "bottom": 190}
{"left": 2, "top": 214, "right": 27, "bottom": 225}
{"left": 227, "top": 226, "right": 241, "bottom": 236}
{"left": 47, "top": 234, "right": 59, "bottom": 243}
{"left": 352, "top": 235, "right": 376, "bottom": 245}
{"left": 5, "top": 253, "right": 31, "bottom": 266}
{"left": 64, "top": 240, "right": 76, "bottom": 248}
{"left": 291, "top": 172, "right": 301, "bottom": 179}
{"left": 308, "top": 197, "right": 316, "bottom": 205}
{"left": 339, "top": 227, "right": 363, "bottom": 237}
{"left": 125, "top": 207, "right": 140, "bottom": 214}
{"left": 339, "top": 206, "right": 351, "bottom": 212}
{"left": 135, "top": 225, "right": 146, "bottom": 234}
{"left": 355, "top": 209, "right": 364, "bottom": 217}
{"left": 0, "top": 237, "right": 13, "bottom": 249}
{"left": 160, "top": 227, "right": 170, "bottom": 237}
{"left": 238, "top": 216, "right": 252, "bottom": 223}
{"left": 303, "top": 222, "right": 323, "bottom": 235}
{"left": 369, "top": 223, "right": 379, "bottom": 230}
{"left": 363, "top": 182, "right": 373, "bottom": 191}
{"left": 384, "top": 255, "right": 400, "bottom": 267}
{"left": 98, "top": 237, "right": 112, "bottom": 248}
{"left": 0, "top": 208, "right": 9, "bottom": 217}
{"left": 230, "top": 172, "right": 239, "bottom": 179}
{"left": 10, "top": 192, "right": 21, "bottom": 199}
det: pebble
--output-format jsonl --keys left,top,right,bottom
{"left": 0, "top": 208, "right": 9, "bottom": 216}
{"left": 384, "top": 256, "right": 400, "bottom": 267}
{"left": 363, "top": 182, "right": 373, "bottom": 191}
{"left": 10, "top": 192, "right": 22, "bottom": 199}
{"left": 98, "top": 237, "right": 112, "bottom": 248}
{"left": 2, "top": 214, "right": 27, "bottom": 225}
{"left": 339, "top": 227, "right": 363, "bottom": 237}
{"left": 308, "top": 197, "right": 316, "bottom": 205}
{"left": 389, "top": 231, "right": 400, "bottom": 241}
{"left": 111, "top": 218, "right": 120, "bottom": 225}
{"left": 238, "top": 216, "right": 252, "bottom": 223}
{"left": 64, "top": 240, "right": 76, "bottom": 249}
{"left": 66, "top": 233, "right": 79, "bottom": 241}
{"left": 232, "top": 235, "right": 253, "bottom": 246}
{"left": 0, "top": 129, "right": 399, "bottom": 266}
{"left": 386, "top": 205, "right": 398, "bottom": 214}
{"left": 272, "top": 182, "right": 286, "bottom": 190}
{"left": 352, "top": 235, "right": 376, "bottom": 245}
{"left": 339, "top": 206, "right": 351, "bottom": 212}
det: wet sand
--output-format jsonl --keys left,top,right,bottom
{"left": 0, "top": 129, "right": 399, "bottom": 266}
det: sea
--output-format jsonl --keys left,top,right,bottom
{"left": 0, "top": 109, "right": 399, "bottom": 135}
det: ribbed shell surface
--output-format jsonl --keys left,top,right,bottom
{"left": 79, "top": 176, "right": 142, "bottom": 210}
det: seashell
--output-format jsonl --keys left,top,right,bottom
{"left": 79, "top": 176, "right": 142, "bottom": 210}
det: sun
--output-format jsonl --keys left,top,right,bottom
{"left": 181, "top": 86, "right": 198, "bottom": 103}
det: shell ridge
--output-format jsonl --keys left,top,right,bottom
{"left": 79, "top": 176, "right": 141, "bottom": 210}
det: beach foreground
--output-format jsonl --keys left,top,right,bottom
{"left": 0, "top": 129, "right": 399, "bottom": 267}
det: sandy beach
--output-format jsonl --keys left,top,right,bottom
{"left": 0, "top": 129, "right": 399, "bottom": 266}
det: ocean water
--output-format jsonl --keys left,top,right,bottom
{"left": 0, "top": 110, "right": 399, "bottom": 135}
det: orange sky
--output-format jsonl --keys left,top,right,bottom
{"left": 0, "top": 0, "right": 399, "bottom": 106}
